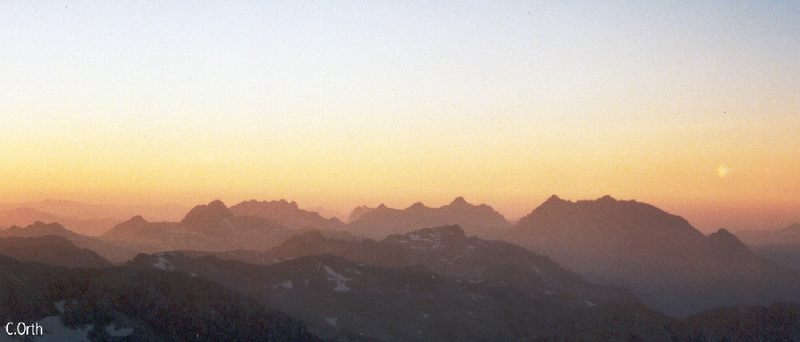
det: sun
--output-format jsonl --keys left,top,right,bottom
{"left": 717, "top": 165, "right": 730, "bottom": 178}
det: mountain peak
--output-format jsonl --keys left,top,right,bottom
{"left": 269, "top": 199, "right": 300, "bottom": 210}
{"left": 28, "top": 221, "right": 68, "bottom": 231}
{"left": 705, "top": 228, "right": 751, "bottom": 254}
{"left": 228, "top": 199, "right": 343, "bottom": 230}
{"left": 535, "top": 194, "right": 570, "bottom": 211}
{"left": 2, "top": 221, "right": 76, "bottom": 238}
{"left": 707, "top": 228, "right": 741, "bottom": 243}
{"left": 129, "top": 215, "right": 148, "bottom": 224}
{"left": 712, "top": 228, "right": 735, "bottom": 238}
{"left": 597, "top": 195, "right": 617, "bottom": 202}
{"left": 544, "top": 194, "right": 566, "bottom": 204}
{"left": 207, "top": 199, "right": 228, "bottom": 210}
{"left": 182, "top": 200, "right": 233, "bottom": 225}
{"left": 450, "top": 196, "right": 468, "bottom": 206}
{"left": 408, "top": 202, "right": 426, "bottom": 210}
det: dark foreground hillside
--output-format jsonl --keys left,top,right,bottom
{"left": 0, "top": 254, "right": 317, "bottom": 341}
{"left": 130, "top": 250, "right": 800, "bottom": 341}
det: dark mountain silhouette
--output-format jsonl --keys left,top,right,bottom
{"left": 505, "top": 195, "right": 800, "bottom": 315}
{"left": 0, "top": 254, "right": 72, "bottom": 322}
{"left": 0, "top": 235, "right": 110, "bottom": 268}
{"left": 0, "top": 222, "right": 137, "bottom": 263}
{"left": 102, "top": 200, "right": 300, "bottom": 253}
{"left": 0, "top": 254, "right": 317, "bottom": 341}
{"left": 347, "top": 197, "right": 509, "bottom": 239}
{"left": 230, "top": 199, "right": 346, "bottom": 230}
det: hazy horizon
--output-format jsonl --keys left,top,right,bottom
{"left": 2, "top": 1, "right": 798, "bottom": 232}
{"left": 1, "top": 194, "right": 796, "bottom": 233}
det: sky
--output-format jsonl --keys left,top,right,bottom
{"left": 1, "top": 1, "right": 798, "bottom": 231}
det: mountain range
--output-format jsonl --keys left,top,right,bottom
{"left": 0, "top": 222, "right": 137, "bottom": 263}
{"left": 0, "top": 207, "right": 120, "bottom": 237}
{"left": 230, "top": 199, "right": 346, "bottom": 230}
{"left": 737, "top": 223, "right": 800, "bottom": 246}
{"left": 347, "top": 197, "right": 510, "bottom": 239}
{"left": 1, "top": 194, "right": 799, "bottom": 339}
{"left": 505, "top": 195, "right": 800, "bottom": 315}
{"left": 102, "top": 200, "right": 299, "bottom": 253}
{"left": 0, "top": 200, "right": 188, "bottom": 236}
{"left": 736, "top": 223, "right": 800, "bottom": 271}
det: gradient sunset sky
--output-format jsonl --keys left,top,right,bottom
{"left": 1, "top": 1, "right": 798, "bottom": 231}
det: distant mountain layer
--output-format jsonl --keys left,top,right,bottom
{"left": 230, "top": 199, "right": 345, "bottom": 230}
{"left": 0, "top": 255, "right": 318, "bottom": 341}
{"left": 0, "top": 201, "right": 352, "bottom": 264}
{"left": 737, "top": 223, "right": 800, "bottom": 270}
{"left": 0, "top": 222, "right": 137, "bottom": 263}
{"left": 102, "top": 200, "right": 300, "bottom": 253}
{"left": 505, "top": 195, "right": 800, "bottom": 315}
{"left": 737, "top": 223, "right": 800, "bottom": 246}
{"left": 0, "top": 235, "right": 110, "bottom": 268}
{"left": 347, "top": 197, "right": 510, "bottom": 239}
{"left": 0, "top": 200, "right": 189, "bottom": 235}
{"left": 0, "top": 207, "right": 120, "bottom": 236}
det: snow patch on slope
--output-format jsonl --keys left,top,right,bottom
{"left": 323, "top": 266, "right": 352, "bottom": 292}
{"left": 152, "top": 256, "right": 174, "bottom": 271}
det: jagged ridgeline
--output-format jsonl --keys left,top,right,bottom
{"left": 1, "top": 196, "right": 799, "bottom": 340}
